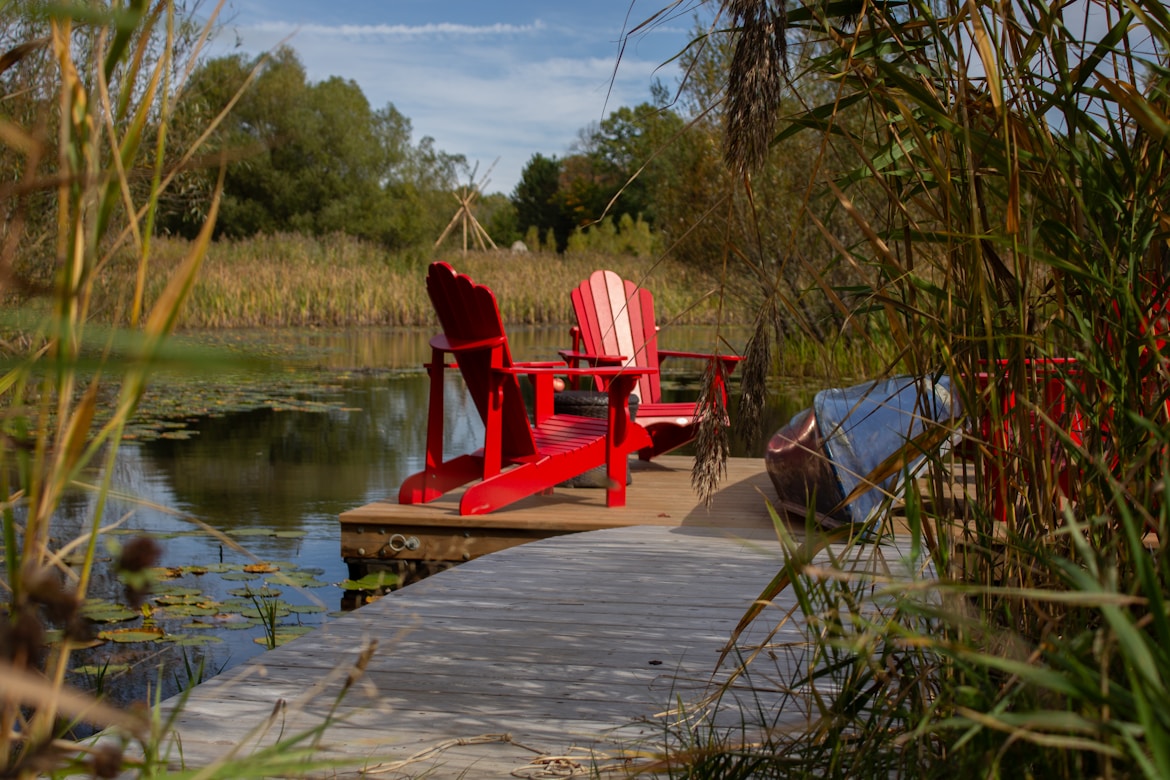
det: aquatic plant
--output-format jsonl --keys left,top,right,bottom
{"left": 639, "top": 0, "right": 1170, "bottom": 775}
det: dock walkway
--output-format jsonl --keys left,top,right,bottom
{"left": 147, "top": 458, "right": 922, "bottom": 778}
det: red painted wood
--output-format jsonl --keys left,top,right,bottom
{"left": 399, "top": 262, "right": 655, "bottom": 515}
{"left": 565, "top": 269, "right": 743, "bottom": 460}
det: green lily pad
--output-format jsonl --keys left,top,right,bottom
{"left": 240, "top": 603, "right": 291, "bottom": 620}
{"left": 266, "top": 572, "right": 329, "bottom": 588}
{"left": 154, "top": 585, "right": 203, "bottom": 597}
{"left": 154, "top": 593, "right": 208, "bottom": 606}
{"left": 221, "top": 571, "right": 261, "bottom": 581}
{"left": 339, "top": 571, "right": 399, "bottom": 591}
{"left": 255, "top": 625, "right": 313, "bottom": 647}
{"left": 82, "top": 602, "right": 138, "bottom": 624}
{"left": 159, "top": 604, "right": 220, "bottom": 617}
{"left": 228, "top": 587, "right": 281, "bottom": 598}
{"left": 73, "top": 663, "right": 133, "bottom": 676}
{"left": 99, "top": 626, "right": 167, "bottom": 643}
{"left": 287, "top": 604, "right": 326, "bottom": 615}
{"left": 164, "top": 634, "right": 224, "bottom": 646}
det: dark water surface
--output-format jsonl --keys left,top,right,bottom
{"left": 55, "top": 326, "right": 808, "bottom": 710}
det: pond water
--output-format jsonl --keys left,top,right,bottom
{"left": 50, "top": 326, "right": 812, "bottom": 715}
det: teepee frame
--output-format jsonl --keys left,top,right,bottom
{"left": 435, "top": 159, "right": 499, "bottom": 254}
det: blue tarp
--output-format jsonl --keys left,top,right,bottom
{"left": 814, "top": 375, "right": 961, "bottom": 527}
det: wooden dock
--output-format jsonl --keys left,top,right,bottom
{"left": 145, "top": 458, "right": 927, "bottom": 777}
{"left": 339, "top": 455, "right": 782, "bottom": 572}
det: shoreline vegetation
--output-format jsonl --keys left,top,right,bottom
{"left": 79, "top": 234, "right": 745, "bottom": 330}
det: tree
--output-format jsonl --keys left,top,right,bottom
{"left": 512, "top": 153, "right": 574, "bottom": 251}
{"left": 163, "top": 45, "right": 463, "bottom": 250}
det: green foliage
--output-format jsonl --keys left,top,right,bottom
{"left": 653, "top": 0, "right": 1170, "bottom": 776}
{"left": 565, "top": 214, "right": 659, "bottom": 257}
{"left": 513, "top": 152, "right": 573, "bottom": 250}
{"left": 164, "top": 45, "right": 464, "bottom": 250}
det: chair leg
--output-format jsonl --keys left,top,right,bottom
{"left": 399, "top": 454, "right": 484, "bottom": 505}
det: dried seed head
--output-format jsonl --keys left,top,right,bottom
{"left": 735, "top": 317, "right": 772, "bottom": 448}
{"left": 90, "top": 743, "right": 124, "bottom": 779}
{"left": 0, "top": 607, "right": 45, "bottom": 664}
{"left": 691, "top": 359, "right": 731, "bottom": 505}
{"left": 24, "top": 566, "right": 78, "bottom": 624}
{"left": 724, "top": 0, "right": 789, "bottom": 174}
{"left": 118, "top": 535, "right": 162, "bottom": 574}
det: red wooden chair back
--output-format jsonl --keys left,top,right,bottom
{"left": 570, "top": 269, "right": 663, "bottom": 404}
{"left": 425, "top": 261, "right": 538, "bottom": 459}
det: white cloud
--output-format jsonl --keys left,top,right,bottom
{"left": 248, "top": 20, "right": 548, "bottom": 38}
{"left": 210, "top": 11, "right": 685, "bottom": 194}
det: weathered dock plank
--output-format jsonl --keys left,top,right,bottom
{"left": 148, "top": 511, "right": 921, "bottom": 778}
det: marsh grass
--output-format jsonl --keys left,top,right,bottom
{"left": 643, "top": 0, "right": 1170, "bottom": 776}
{"left": 80, "top": 233, "right": 744, "bottom": 329}
{"left": 0, "top": 4, "right": 388, "bottom": 777}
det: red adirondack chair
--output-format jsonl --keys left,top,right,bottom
{"left": 560, "top": 269, "right": 742, "bottom": 460}
{"left": 398, "top": 262, "right": 655, "bottom": 516}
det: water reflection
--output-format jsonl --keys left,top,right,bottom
{"left": 51, "top": 326, "right": 809, "bottom": 707}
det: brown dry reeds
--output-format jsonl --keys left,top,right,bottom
{"left": 88, "top": 233, "right": 742, "bottom": 329}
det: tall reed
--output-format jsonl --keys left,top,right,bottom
{"left": 89, "top": 233, "right": 743, "bottom": 328}
{"left": 653, "top": 0, "right": 1170, "bottom": 776}
{"left": 0, "top": 4, "right": 369, "bottom": 777}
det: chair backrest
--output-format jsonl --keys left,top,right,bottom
{"left": 426, "top": 262, "right": 537, "bottom": 458}
{"left": 571, "top": 269, "right": 662, "bottom": 404}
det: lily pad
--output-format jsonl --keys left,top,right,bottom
{"left": 243, "top": 563, "right": 279, "bottom": 574}
{"left": 154, "top": 593, "right": 208, "bottom": 606}
{"left": 287, "top": 604, "right": 326, "bottom": 615}
{"left": 228, "top": 587, "right": 281, "bottom": 598}
{"left": 164, "top": 634, "right": 224, "bottom": 646}
{"left": 339, "top": 571, "right": 399, "bottom": 591}
{"left": 158, "top": 604, "right": 220, "bottom": 617}
{"left": 240, "top": 603, "right": 291, "bottom": 620}
{"left": 221, "top": 571, "right": 261, "bottom": 581}
{"left": 99, "top": 626, "right": 166, "bottom": 643}
{"left": 255, "top": 625, "right": 313, "bottom": 646}
{"left": 82, "top": 602, "right": 138, "bottom": 624}
{"left": 266, "top": 571, "right": 329, "bottom": 588}
{"left": 73, "top": 663, "right": 133, "bottom": 676}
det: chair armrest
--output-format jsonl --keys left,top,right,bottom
{"left": 658, "top": 349, "right": 743, "bottom": 363}
{"left": 557, "top": 349, "right": 625, "bottom": 366}
{"left": 430, "top": 333, "right": 507, "bottom": 354}
{"left": 498, "top": 365, "right": 657, "bottom": 422}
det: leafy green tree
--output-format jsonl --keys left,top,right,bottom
{"left": 164, "top": 45, "right": 462, "bottom": 250}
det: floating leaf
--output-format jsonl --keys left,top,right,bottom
{"left": 154, "top": 593, "right": 207, "bottom": 606}
{"left": 164, "top": 634, "right": 224, "bottom": 646}
{"left": 154, "top": 586, "right": 202, "bottom": 597}
{"left": 273, "top": 531, "right": 306, "bottom": 539}
{"left": 158, "top": 604, "right": 219, "bottom": 618}
{"left": 243, "top": 563, "right": 278, "bottom": 574}
{"left": 82, "top": 602, "right": 138, "bottom": 624}
{"left": 255, "top": 625, "right": 313, "bottom": 647}
{"left": 287, "top": 604, "right": 326, "bottom": 615}
{"left": 99, "top": 626, "right": 166, "bottom": 643}
{"left": 267, "top": 572, "right": 328, "bottom": 588}
{"left": 241, "top": 603, "right": 291, "bottom": 620}
{"left": 339, "top": 571, "right": 398, "bottom": 591}
{"left": 73, "top": 663, "right": 133, "bottom": 676}
{"left": 221, "top": 571, "right": 261, "bottom": 581}
{"left": 228, "top": 587, "right": 281, "bottom": 598}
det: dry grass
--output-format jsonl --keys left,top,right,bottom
{"left": 87, "top": 233, "right": 743, "bottom": 329}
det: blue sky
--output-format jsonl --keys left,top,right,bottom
{"left": 207, "top": 1, "right": 703, "bottom": 195}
